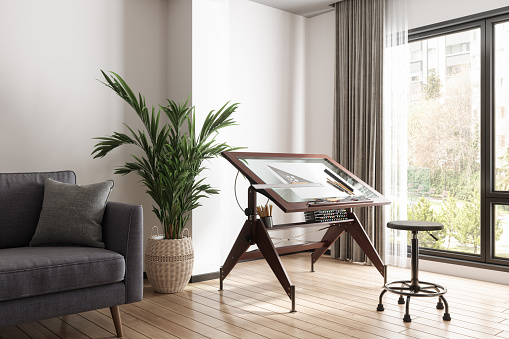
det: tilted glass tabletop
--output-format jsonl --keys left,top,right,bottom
{"left": 221, "top": 152, "right": 390, "bottom": 214}
{"left": 240, "top": 156, "right": 378, "bottom": 203}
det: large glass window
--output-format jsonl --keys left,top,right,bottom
{"left": 407, "top": 29, "right": 481, "bottom": 255}
{"left": 405, "top": 12, "right": 509, "bottom": 268}
{"left": 494, "top": 204, "right": 509, "bottom": 258}
{"left": 494, "top": 22, "right": 509, "bottom": 191}
{"left": 491, "top": 19, "right": 509, "bottom": 266}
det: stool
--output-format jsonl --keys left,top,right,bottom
{"left": 376, "top": 220, "right": 451, "bottom": 322}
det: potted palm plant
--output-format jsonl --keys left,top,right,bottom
{"left": 92, "top": 71, "right": 241, "bottom": 293}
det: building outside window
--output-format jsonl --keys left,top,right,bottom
{"left": 401, "top": 14, "right": 509, "bottom": 266}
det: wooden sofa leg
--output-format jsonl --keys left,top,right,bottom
{"left": 110, "top": 306, "right": 123, "bottom": 338}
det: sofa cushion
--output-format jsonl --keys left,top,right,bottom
{"left": 0, "top": 247, "right": 125, "bottom": 302}
{"left": 0, "top": 171, "right": 76, "bottom": 249}
{"left": 30, "top": 178, "right": 113, "bottom": 248}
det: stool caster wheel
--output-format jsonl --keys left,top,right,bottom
{"left": 398, "top": 296, "right": 405, "bottom": 304}
{"left": 443, "top": 313, "right": 451, "bottom": 321}
{"left": 437, "top": 300, "right": 444, "bottom": 310}
{"left": 377, "top": 304, "right": 384, "bottom": 311}
{"left": 403, "top": 314, "right": 411, "bottom": 322}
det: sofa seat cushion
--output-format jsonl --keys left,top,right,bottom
{"left": 0, "top": 247, "right": 125, "bottom": 302}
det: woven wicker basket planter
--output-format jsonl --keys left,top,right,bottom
{"left": 145, "top": 234, "right": 194, "bottom": 293}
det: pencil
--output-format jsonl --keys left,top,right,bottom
{"left": 326, "top": 178, "right": 347, "bottom": 193}
{"left": 327, "top": 178, "right": 354, "bottom": 195}
{"left": 324, "top": 169, "right": 354, "bottom": 191}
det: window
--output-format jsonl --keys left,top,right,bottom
{"left": 494, "top": 22, "right": 509, "bottom": 193}
{"left": 494, "top": 204, "right": 509, "bottom": 258}
{"left": 410, "top": 41, "right": 423, "bottom": 61}
{"left": 405, "top": 9, "right": 509, "bottom": 269}
{"left": 445, "top": 42, "right": 470, "bottom": 55}
{"left": 446, "top": 64, "right": 467, "bottom": 76}
{"left": 407, "top": 28, "right": 481, "bottom": 256}
{"left": 410, "top": 60, "right": 423, "bottom": 83}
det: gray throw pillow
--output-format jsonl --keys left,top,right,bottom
{"left": 29, "top": 178, "right": 114, "bottom": 248}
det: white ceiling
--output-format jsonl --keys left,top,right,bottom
{"left": 249, "top": 0, "right": 335, "bottom": 18}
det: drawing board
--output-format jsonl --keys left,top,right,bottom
{"left": 222, "top": 152, "right": 390, "bottom": 213}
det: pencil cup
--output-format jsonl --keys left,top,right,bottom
{"left": 261, "top": 216, "right": 273, "bottom": 228}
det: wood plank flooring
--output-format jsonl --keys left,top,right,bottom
{"left": 2, "top": 252, "right": 509, "bottom": 338}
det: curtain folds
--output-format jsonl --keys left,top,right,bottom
{"left": 331, "top": 0, "right": 409, "bottom": 267}
{"left": 331, "top": 0, "right": 385, "bottom": 264}
{"left": 383, "top": 0, "right": 409, "bottom": 267}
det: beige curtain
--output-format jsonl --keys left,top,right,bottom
{"left": 331, "top": 0, "right": 385, "bottom": 264}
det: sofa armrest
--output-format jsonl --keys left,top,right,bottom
{"left": 102, "top": 202, "right": 143, "bottom": 304}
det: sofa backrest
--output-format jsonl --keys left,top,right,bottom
{"left": 0, "top": 171, "right": 76, "bottom": 249}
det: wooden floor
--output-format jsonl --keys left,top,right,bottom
{"left": 2, "top": 252, "right": 509, "bottom": 338}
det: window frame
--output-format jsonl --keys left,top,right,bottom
{"left": 406, "top": 7, "right": 509, "bottom": 272}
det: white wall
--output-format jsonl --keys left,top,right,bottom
{"left": 0, "top": 0, "right": 122, "bottom": 178}
{"left": 191, "top": 0, "right": 231, "bottom": 276}
{"left": 407, "top": 0, "right": 509, "bottom": 30}
{"left": 167, "top": 0, "right": 192, "bottom": 103}
{"left": 189, "top": 0, "right": 308, "bottom": 276}
{"left": 0, "top": 0, "right": 167, "bottom": 251}
{"left": 227, "top": 0, "right": 307, "bottom": 154}
{"left": 305, "top": 11, "right": 335, "bottom": 156}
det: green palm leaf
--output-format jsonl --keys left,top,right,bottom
{"left": 93, "top": 70, "right": 244, "bottom": 239}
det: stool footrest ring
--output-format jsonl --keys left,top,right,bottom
{"left": 384, "top": 280, "right": 447, "bottom": 297}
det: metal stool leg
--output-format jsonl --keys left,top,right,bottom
{"left": 290, "top": 285, "right": 296, "bottom": 313}
{"left": 410, "top": 231, "right": 420, "bottom": 292}
{"left": 403, "top": 296, "right": 412, "bottom": 322}
{"left": 310, "top": 253, "right": 314, "bottom": 272}
{"left": 440, "top": 295, "right": 451, "bottom": 321}
{"left": 219, "top": 266, "right": 224, "bottom": 291}
{"left": 377, "top": 289, "right": 387, "bottom": 311}
{"left": 433, "top": 285, "right": 444, "bottom": 309}
{"left": 437, "top": 297, "right": 444, "bottom": 309}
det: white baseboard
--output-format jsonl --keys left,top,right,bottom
{"left": 419, "top": 259, "right": 509, "bottom": 285}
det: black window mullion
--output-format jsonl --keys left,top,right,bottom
{"left": 485, "top": 14, "right": 509, "bottom": 265}
{"left": 481, "top": 18, "right": 489, "bottom": 263}
{"left": 484, "top": 17, "right": 494, "bottom": 263}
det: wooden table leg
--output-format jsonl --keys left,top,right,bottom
{"left": 220, "top": 219, "right": 254, "bottom": 290}
{"left": 254, "top": 219, "right": 296, "bottom": 312}
{"left": 346, "top": 212, "right": 385, "bottom": 277}
{"left": 311, "top": 224, "right": 347, "bottom": 267}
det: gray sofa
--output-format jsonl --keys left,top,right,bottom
{"left": 0, "top": 171, "right": 143, "bottom": 337}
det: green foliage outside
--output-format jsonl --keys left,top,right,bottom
{"left": 407, "top": 196, "right": 444, "bottom": 249}
{"left": 407, "top": 167, "right": 430, "bottom": 195}
{"left": 424, "top": 69, "right": 442, "bottom": 100}
{"left": 408, "top": 191, "right": 503, "bottom": 254}
{"left": 406, "top": 63, "right": 502, "bottom": 255}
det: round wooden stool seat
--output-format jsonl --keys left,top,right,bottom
{"left": 387, "top": 220, "right": 443, "bottom": 232}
